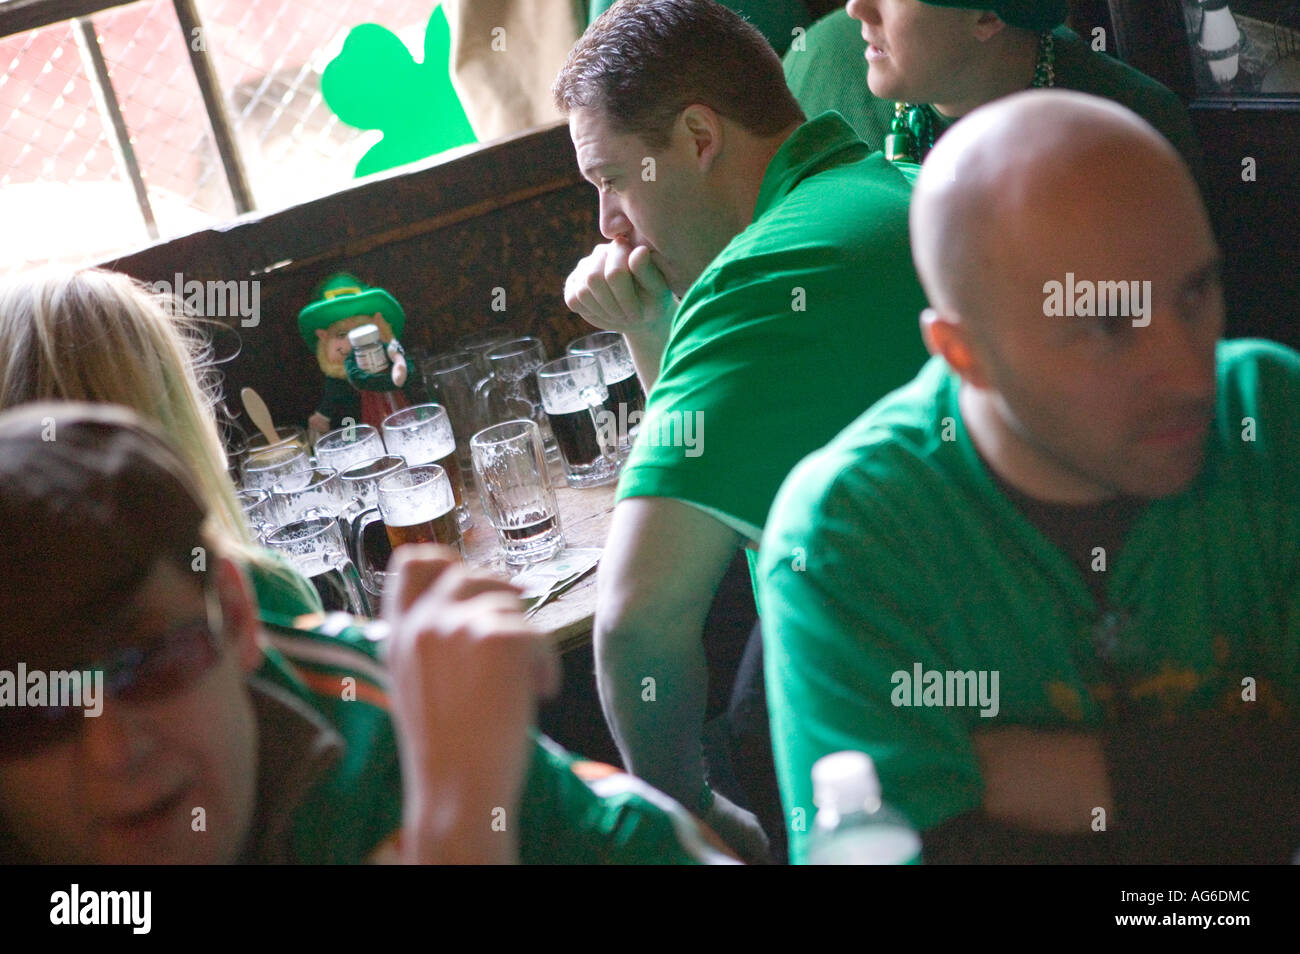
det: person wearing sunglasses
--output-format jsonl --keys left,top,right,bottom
{"left": 0, "top": 403, "right": 734, "bottom": 864}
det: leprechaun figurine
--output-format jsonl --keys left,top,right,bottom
{"left": 298, "top": 272, "right": 414, "bottom": 436}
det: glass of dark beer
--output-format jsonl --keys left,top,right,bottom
{"left": 536, "top": 354, "right": 618, "bottom": 488}
{"left": 567, "top": 331, "right": 645, "bottom": 458}
{"left": 470, "top": 419, "right": 564, "bottom": 566}
{"left": 376, "top": 464, "right": 465, "bottom": 559}
{"left": 266, "top": 516, "right": 372, "bottom": 617}
{"left": 381, "top": 404, "right": 471, "bottom": 531}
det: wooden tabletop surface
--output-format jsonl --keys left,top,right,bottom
{"left": 459, "top": 456, "right": 616, "bottom": 653}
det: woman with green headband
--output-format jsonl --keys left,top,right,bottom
{"left": 784, "top": 1, "right": 1202, "bottom": 176}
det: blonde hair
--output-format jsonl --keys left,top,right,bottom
{"left": 0, "top": 268, "right": 267, "bottom": 572}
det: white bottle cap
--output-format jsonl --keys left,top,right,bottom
{"left": 347, "top": 324, "right": 382, "bottom": 349}
{"left": 812, "top": 750, "right": 881, "bottom": 816}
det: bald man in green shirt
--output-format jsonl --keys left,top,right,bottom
{"left": 761, "top": 90, "right": 1300, "bottom": 864}
{"left": 555, "top": 0, "right": 929, "bottom": 862}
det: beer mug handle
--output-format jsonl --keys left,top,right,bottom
{"left": 345, "top": 505, "right": 385, "bottom": 584}
{"left": 337, "top": 497, "right": 367, "bottom": 558}
{"left": 587, "top": 395, "right": 619, "bottom": 462}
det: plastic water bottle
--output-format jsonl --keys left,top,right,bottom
{"left": 807, "top": 751, "right": 921, "bottom": 864}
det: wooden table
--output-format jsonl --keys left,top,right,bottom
{"left": 459, "top": 456, "right": 616, "bottom": 653}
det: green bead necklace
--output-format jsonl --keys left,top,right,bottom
{"left": 884, "top": 30, "right": 1057, "bottom": 163}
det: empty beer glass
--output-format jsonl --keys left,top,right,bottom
{"left": 470, "top": 419, "right": 564, "bottom": 566}
{"left": 237, "top": 489, "right": 277, "bottom": 542}
{"left": 339, "top": 454, "right": 407, "bottom": 509}
{"left": 481, "top": 337, "right": 557, "bottom": 457}
{"left": 455, "top": 331, "right": 511, "bottom": 377}
{"left": 314, "top": 423, "right": 386, "bottom": 474}
{"left": 339, "top": 455, "right": 407, "bottom": 601}
{"left": 266, "top": 516, "right": 371, "bottom": 617}
{"left": 242, "top": 444, "right": 309, "bottom": 491}
{"left": 269, "top": 467, "right": 348, "bottom": 525}
{"left": 421, "top": 351, "right": 481, "bottom": 476}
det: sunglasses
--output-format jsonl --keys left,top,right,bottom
{"left": 0, "top": 587, "right": 227, "bottom": 759}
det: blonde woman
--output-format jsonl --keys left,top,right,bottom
{"left": 0, "top": 267, "right": 322, "bottom": 619}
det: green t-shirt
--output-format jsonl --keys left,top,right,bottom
{"left": 249, "top": 612, "right": 735, "bottom": 863}
{"left": 783, "top": 11, "right": 1204, "bottom": 179}
{"left": 588, "top": 0, "right": 811, "bottom": 56}
{"left": 758, "top": 340, "right": 1300, "bottom": 864}
{"left": 616, "top": 112, "right": 930, "bottom": 542}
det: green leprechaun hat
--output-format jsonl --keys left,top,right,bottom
{"left": 919, "top": 0, "right": 1065, "bottom": 31}
{"left": 297, "top": 272, "right": 405, "bottom": 350}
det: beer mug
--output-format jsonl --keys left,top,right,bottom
{"left": 268, "top": 467, "right": 349, "bottom": 526}
{"left": 348, "top": 464, "right": 466, "bottom": 600}
{"left": 420, "top": 351, "right": 481, "bottom": 475}
{"left": 567, "top": 331, "right": 645, "bottom": 457}
{"left": 339, "top": 454, "right": 407, "bottom": 509}
{"left": 377, "top": 464, "right": 465, "bottom": 557}
{"left": 470, "top": 419, "right": 564, "bottom": 566}
{"left": 381, "top": 404, "right": 471, "bottom": 531}
{"left": 454, "top": 331, "right": 511, "bottom": 378}
{"left": 236, "top": 489, "right": 277, "bottom": 543}
{"left": 536, "top": 354, "right": 618, "bottom": 488}
{"left": 241, "top": 444, "right": 309, "bottom": 491}
{"left": 241, "top": 425, "right": 310, "bottom": 457}
{"left": 475, "top": 337, "right": 558, "bottom": 458}
{"left": 338, "top": 455, "right": 406, "bottom": 599}
{"left": 314, "top": 423, "right": 386, "bottom": 474}
{"left": 266, "top": 516, "right": 372, "bottom": 617}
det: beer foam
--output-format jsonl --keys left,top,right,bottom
{"left": 596, "top": 353, "right": 635, "bottom": 382}
{"left": 386, "top": 430, "right": 454, "bottom": 463}
{"left": 543, "top": 385, "right": 606, "bottom": 416}
{"left": 381, "top": 487, "right": 453, "bottom": 527}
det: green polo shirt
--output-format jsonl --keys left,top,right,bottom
{"left": 758, "top": 340, "right": 1300, "bottom": 863}
{"left": 616, "top": 111, "right": 930, "bottom": 543}
{"left": 783, "top": 12, "right": 1204, "bottom": 179}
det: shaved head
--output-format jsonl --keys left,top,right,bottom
{"left": 907, "top": 90, "right": 1224, "bottom": 504}
{"left": 911, "top": 90, "right": 1200, "bottom": 325}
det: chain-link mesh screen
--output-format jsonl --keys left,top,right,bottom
{"left": 1, "top": 0, "right": 440, "bottom": 272}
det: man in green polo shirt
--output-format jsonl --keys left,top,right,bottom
{"left": 554, "top": 0, "right": 930, "bottom": 862}
{"left": 760, "top": 90, "right": 1300, "bottom": 863}
{"left": 0, "top": 403, "right": 733, "bottom": 864}
{"left": 784, "top": 2, "right": 1202, "bottom": 175}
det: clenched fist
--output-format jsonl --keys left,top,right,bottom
{"left": 382, "top": 546, "right": 560, "bottom": 863}
{"left": 564, "top": 239, "right": 676, "bottom": 389}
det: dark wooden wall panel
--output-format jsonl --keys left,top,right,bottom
{"left": 101, "top": 123, "right": 601, "bottom": 435}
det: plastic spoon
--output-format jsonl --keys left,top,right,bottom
{"left": 241, "top": 387, "right": 280, "bottom": 447}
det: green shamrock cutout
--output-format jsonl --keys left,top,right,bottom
{"left": 322, "top": 3, "right": 477, "bottom": 178}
